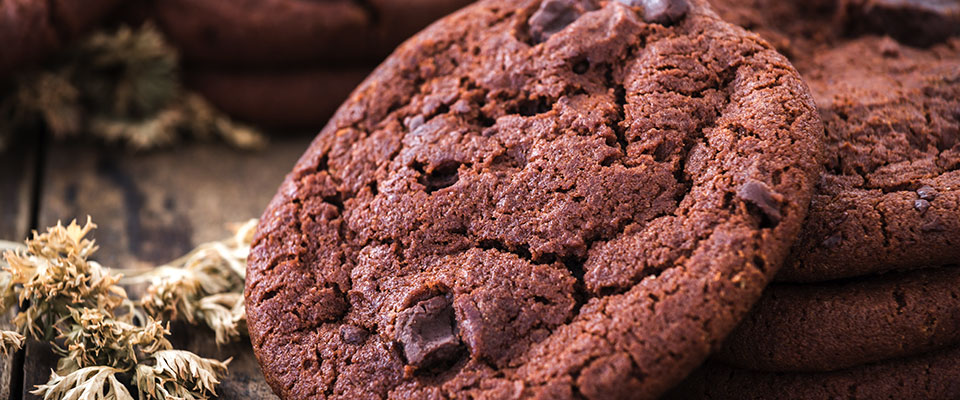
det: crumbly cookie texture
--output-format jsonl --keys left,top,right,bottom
{"left": 712, "top": 0, "right": 960, "bottom": 282}
{"left": 717, "top": 266, "right": 960, "bottom": 372}
{"left": 668, "top": 345, "right": 960, "bottom": 400}
{"left": 245, "top": 0, "right": 823, "bottom": 398}
{"left": 782, "top": 36, "right": 960, "bottom": 281}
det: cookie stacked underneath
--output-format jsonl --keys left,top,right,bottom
{"left": 669, "top": 1, "right": 960, "bottom": 398}
{"left": 149, "top": 0, "right": 473, "bottom": 128}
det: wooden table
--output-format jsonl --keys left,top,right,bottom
{"left": 0, "top": 134, "right": 315, "bottom": 399}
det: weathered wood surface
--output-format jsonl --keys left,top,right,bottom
{"left": 21, "top": 136, "right": 312, "bottom": 399}
{"left": 0, "top": 138, "right": 36, "bottom": 242}
{"left": 0, "top": 138, "right": 37, "bottom": 400}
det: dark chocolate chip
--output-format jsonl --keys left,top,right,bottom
{"left": 921, "top": 220, "right": 947, "bottom": 232}
{"left": 340, "top": 324, "right": 369, "bottom": 345}
{"left": 917, "top": 185, "right": 938, "bottom": 201}
{"left": 405, "top": 115, "right": 425, "bottom": 131}
{"left": 914, "top": 199, "right": 931, "bottom": 214}
{"left": 529, "top": 0, "right": 584, "bottom": 43}
{"left": 394, "top": 296, "right": 463, "bottom": 368}
{"left": 738, "top": 180, "right": 784, "bottom": 226}
{"left": 455, "top": 299, "right": 486, "bottom": 357}
{"left": 822, "top": 233, "right": 843, "bottom": 248}
{"left": 618, "top": 0, "right": 689, "bottom": 25}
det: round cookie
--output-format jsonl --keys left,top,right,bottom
{"left": 152, "top": 0, "right": 475, "bottom": 67}
{"left": 245, "top": 0, "right": 824, "bottom": 398}
{"left": 842, "top": 0, "right": 960, "bottom": 47}
{"left": 711, "top": 1, "right": 960, "bottom": 281}
{"left": 716, "top": 266, "right": 960, "bottom": 372}
{"left": 666, "top": 346, "right": 960, "bottom": 399}
{"left": 0, "top": 0, "right": 121, "bottom": 76}
{"left": 779, "top": 36, "right": 960, "bottom": 282}
{"left": 185, "top": 68, "right": 371, "bottom": 128}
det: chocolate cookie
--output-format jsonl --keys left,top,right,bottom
{"left": 716, "top": 266, "right": 960, "bottom": 372}
{"left": 152, "top": 0, "right": 474, "bottom": 67}
{"left": 779, "top": 36, "right": 960, "bottom": 282}
{"left": 245, "top": 0, "right": 824, "bottom": 398}
{"left": 667, "top": 346, "right": 960, "bottom": 399}
{"left": 842, "top": 0, "right": 960, "bottom": 47}
{"left": 709, "top": 0, "right": 838, "bottom": 62}
{"left": 711, "top": 1, "right": 960, "bottom": 281}
{"left": 185, "top": 67, "right": 371, "bottom": 128}
{"left": 0, "top": 0, "right": 121, "bottom": 76}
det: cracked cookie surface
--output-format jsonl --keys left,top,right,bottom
{"left": 712, "top": 0, "right": 960, "bottom": 282}
{"left": 245, "top": 0, "right": 822, "bottom": 398}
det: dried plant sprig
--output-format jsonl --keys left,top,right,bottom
{"left": 0, "top": 24, "right": 266, "bottom": 151}
{"left": 135, "top": 350, "right": 230, "bottom": 400}
{"left": 0, "top": 330, "right": 25, "bottom": 356}
{"left": 134, "top": 219, "right": 256, "bottom": 344}
{"left": 56, "top": 308, "right": 172, "bottom": 373}
{"left": 32, "top": 366, "right": 134, "bottom": 400}
{"left": 0, "top": 240, "right": 25, "bottom": 356}
{"left": 4, "top": 218, "right": 127, "bottom": 340}
{"left": 0, "top": 219, "right": 230, "bottom": 400}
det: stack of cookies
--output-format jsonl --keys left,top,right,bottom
{"left": 241, "top": 0, "right": 958, "bottom": 399}
{"left": 244, "top": 0, "right": 829, "bottom": 398}
{"left": 669, "top": 0, "right": 960, "bottom": 398}
{"left": 148, "top": 0, "right": 473, "bottom": 128}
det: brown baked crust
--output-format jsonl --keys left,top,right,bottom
{"left": 711, "top": 1, "right": 960, "bottom": 282}
{"left": 716, "top": 266, "right": 960, "bottom": 372}
{"left": 185, "top": 67, "right": 371, "bottom": 128}
{"left": 666, "top": 346, "right": 960, "bottom": 399}
{"left": 244, "top": 0, "right": 823, "bottom": 398}
{"left": 780, "top": 36, "right": 960, "bottom": 282}
{"left": 152, "top": 0, "right": 474, "bottom": 67}
{"left": 0, "top": 0, "right": 121, "bottom": 76}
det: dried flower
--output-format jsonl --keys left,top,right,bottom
{"left": 0, "top": 330, "right": 24, "bottom": 356}
{"left": 32, "top": 366, "right": 134, "bottom": 400}
{"left": 134, "top": 220, "right": 256, "bottom": 344}
{"left": 134, "top": 350, "right": 230, "bottom": 400}
{"left": 4, "top": 218, "right": 127, "bottom": 340}
{"left": 0, "top": 219, "right": 230, "bottom": 400}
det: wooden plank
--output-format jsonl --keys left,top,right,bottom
{"left": 0, "top": 138, "right": 36, "bottom": 242}
{"left": 0, "top": 137, "right": 38, "bottom": 400}
{"left": 25, "top": 137, "right": 311, "bottom": 399}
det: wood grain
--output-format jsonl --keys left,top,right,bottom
{"left": 24, "top": 137, "right": 310, "bottom": 399}
{"left": 0, "top": 138, "right": 38, "bottom": 400}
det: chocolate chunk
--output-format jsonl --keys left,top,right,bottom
{"left": 821, "top": 233, "right": 843, "bottom": 248}
{"left": 618, "top": 0, "right": 689, "bottom": 25}
{"left": 529, "top": 0, "right": 584, "bottom": 43}
{"left": 340, "top": 324, "right": 369, "bottom": 345}
{"left": 738, "top": 180, "right": 784, "bottom": 226}
{"left": 917, "top": 185, "right": 938, "bottom": 201}
{"left": 394, "top": 296, "right": 463, "bottom": 368}
{"left": 914, "top": 199, "right": 931, "bottom": 214}
{"left": 921, "top": 220, "right": 947, "bottom": 232}
{"left": 405, "top": 115, "right": 426, "bottom": 131}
